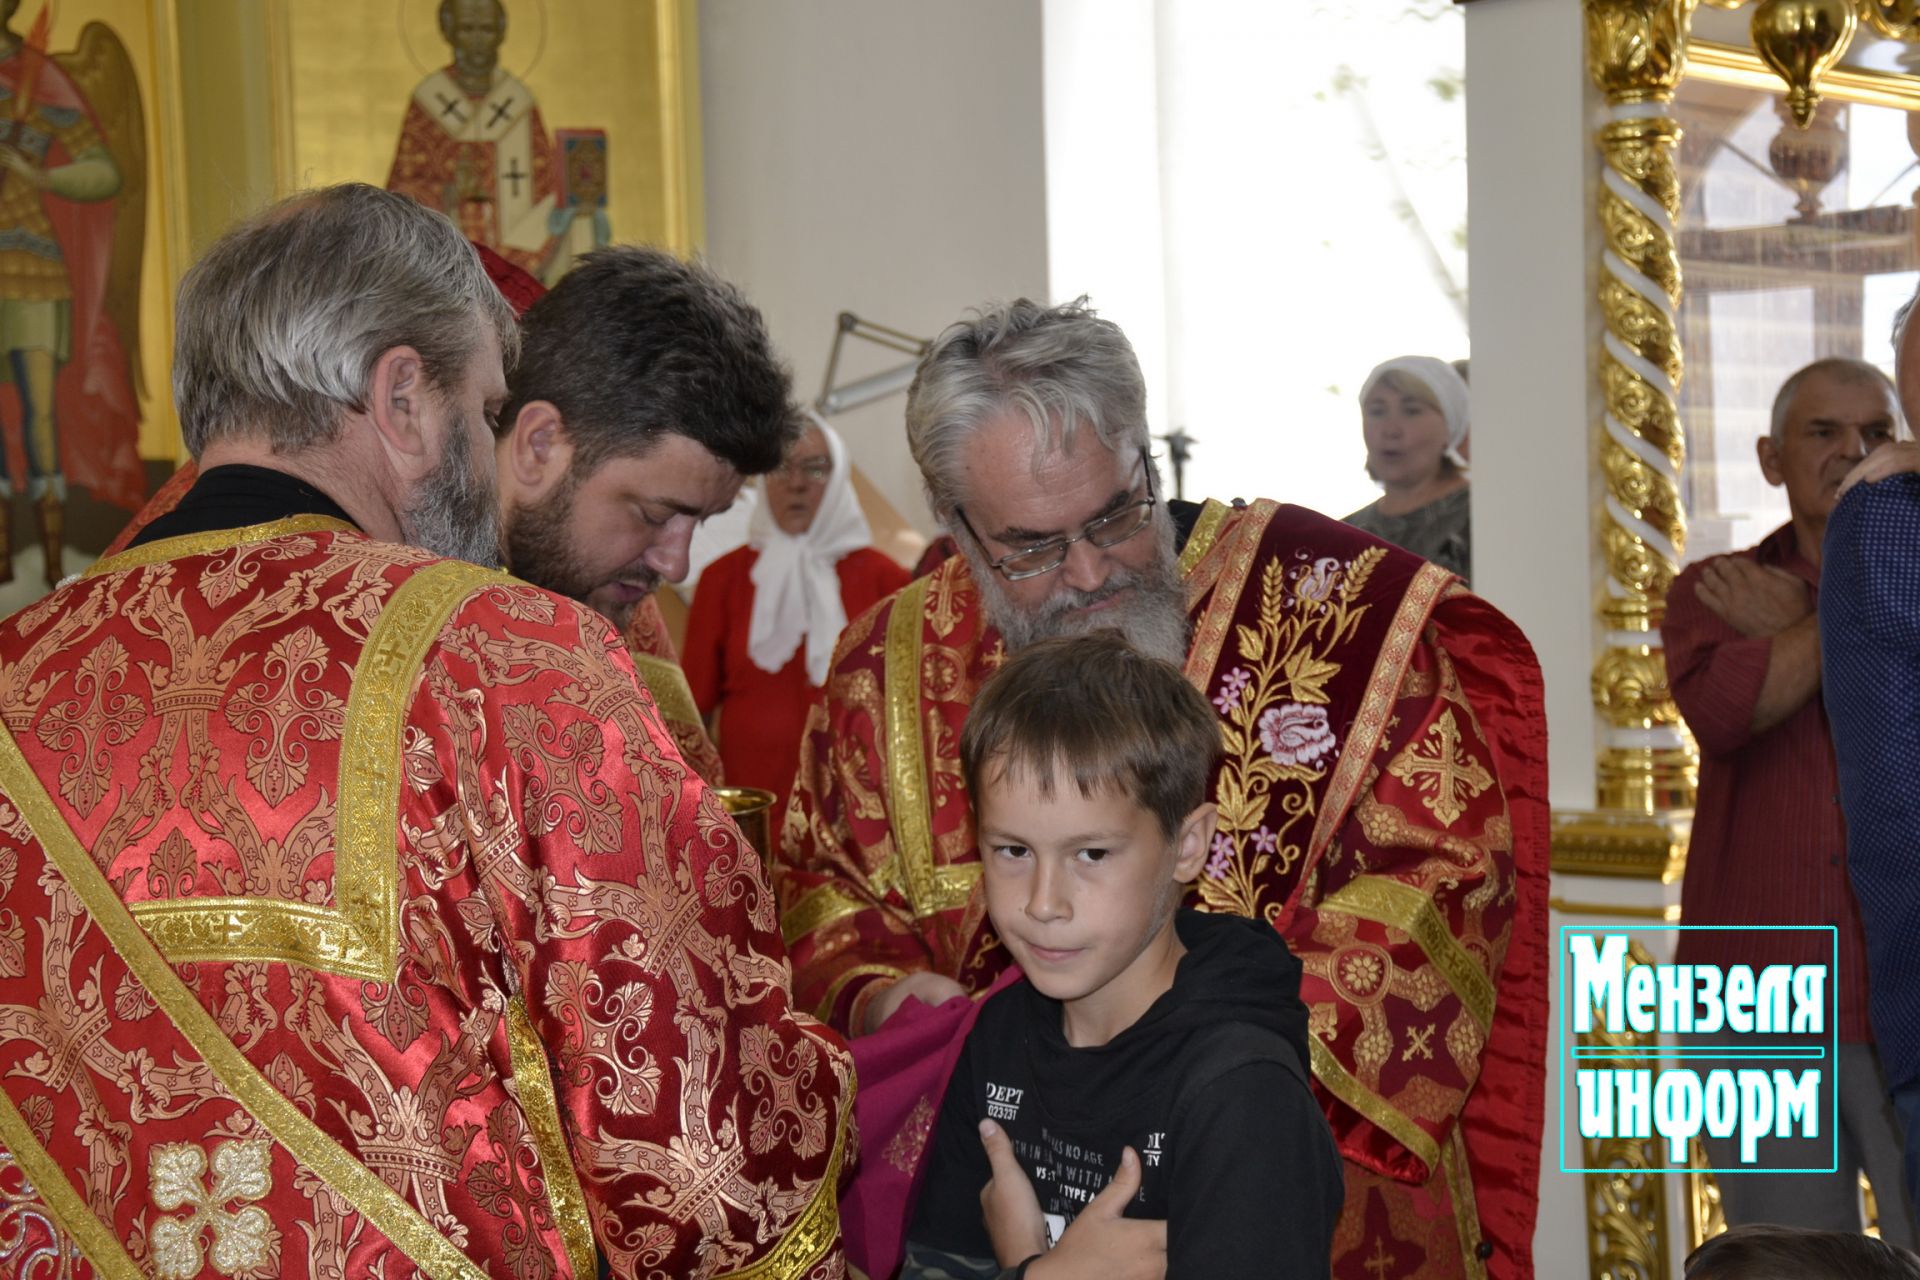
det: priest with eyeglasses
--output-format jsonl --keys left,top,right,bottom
{"left": 776, "top": 297, "right": 1551, "bottom": 1280}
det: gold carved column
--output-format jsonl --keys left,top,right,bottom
{"left": 1566, "top": 6, "right": 1701, "bottom": 1277}
{"left": 1585, "top": 0, "right": 1698, "bottom": 821}
{"left": 1565, "top": 7, "right": 1920, "bottom": 1276}
{"left": 1579, "top": 941, "right": 1680, "bottom": 1280}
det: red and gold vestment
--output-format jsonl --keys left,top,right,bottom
{"left": 778, "top": 500, "right": 1548, "bottom": 1280}
{"left": 622, "top": 594, "right": 726, "bottom": 788}
{"left": 104, "top": 463, "right": 727, "bottom": 790}
{"left": 0, "top": 517, "right": 851, "bottom": 1278}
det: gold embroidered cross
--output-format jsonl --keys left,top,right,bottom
{"left": 149, "top": 1138, "right": 273, "bottom": 1279}
{"left": 1387, "top": 709, "right": 1493, "bottom": 827}
{"left": 1364, "top": 1237, "right": 1396, "bottom": 1280}
{"left": 1403, "top": 1023, "right": 1436, "bottom": 1062}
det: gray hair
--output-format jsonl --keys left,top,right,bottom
{"left": 174, "top": 183, "right": 518, "bottom": 457}
{"left": 1769, "top": 356, "right": 1900, "bottom": 443}
{"left": 906, "top": 296, "right": 1149, "bottom": 518}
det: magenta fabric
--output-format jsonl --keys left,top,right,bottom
{"left": 844, "top": 967, "right": 1024, "bottom": 1280}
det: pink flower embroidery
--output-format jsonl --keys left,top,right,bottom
{"left": 1213, "top": 666, "right": 1253, "bottom": 715}
{"left": 1251, "top": 826, "right": 1278, "bottom": 855}
{"left": 1259, "top": 703, "right": 1337, "bottom": 768}
{"left": 1206, "top": 832, "right": 1234, "bottom": 881}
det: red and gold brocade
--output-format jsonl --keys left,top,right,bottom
{"left": 0, "top": 518, "right": 850, "bottom": 1279}
{"left": 622, "top": 594, "right": 726, "bottom": 788}
{"left": 104, "top": 464, "right": 727, "bottom": 791}
{"left": 777, "top": 499, "right": 1549, "bottom": 1280}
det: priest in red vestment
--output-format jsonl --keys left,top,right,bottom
{"left": 104, "top": 243, "right": 737, "bottom": 788}
{"left": 683, "top": 415, "right": 909, "bottom": 809}
{"left": 0, "top": 184, "right": 849, "bottom": 1279}
{"left": 778, "top": 298, "right": 1547, "bottom": 1280}
{"left": 490, "top": 245, "right": 804, "bottom": 790}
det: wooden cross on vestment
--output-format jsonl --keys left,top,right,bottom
{"left": 488, "top": 94, "right": 517, "bottom": 128}
{"left": 501, "top": 158, "right": 528, "bottom": 198}
{"left": 435, "top": 92, "right": 467, "bottom": 123}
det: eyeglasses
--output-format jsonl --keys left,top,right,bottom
{"left": 775, "top": 457, "right": 833, "bottom": 483}
{"left": 954, "top": 448, "right": 1157, "bottom": 581}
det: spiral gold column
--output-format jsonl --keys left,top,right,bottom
{"left": 1585, "top": 0, "right": 1698, "bottom": 816}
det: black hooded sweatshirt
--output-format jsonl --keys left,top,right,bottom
{"left": 904, "top": 909, "right": 1342, "bottom": 1279}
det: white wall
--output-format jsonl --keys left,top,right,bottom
{"left": 698, "top": 0, "right": 1050, "bottom": 535}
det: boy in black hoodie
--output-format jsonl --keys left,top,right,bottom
{"left": 900, "top": 632, "right": 1341, "bottom": 1280}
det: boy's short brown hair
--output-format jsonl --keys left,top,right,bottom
{"left": 1684, "top": 1224, "right": 1920, "bottom": 1280}
{"left": 960, "top": 630, "right": 1222, "bottom": 837}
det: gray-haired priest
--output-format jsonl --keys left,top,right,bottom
{"left": 779, "top": 297, "right": 1547, "bottom": 1280}
{"left": 0, "top": 183, "right": 850, "bottom": 1279}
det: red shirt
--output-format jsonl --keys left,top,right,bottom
{"left": 1663, "top": 523, "right": 1870, "bottom": 1041}
{"left": 682, "top": 544, "right": 910, "bottom": 810}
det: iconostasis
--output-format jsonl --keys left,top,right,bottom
{"left": 0, "top": 0, "right": 698, "bottom": 610}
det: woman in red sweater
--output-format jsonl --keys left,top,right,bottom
{"left": 682, "top": 415, "right": 909, "bottom": 808}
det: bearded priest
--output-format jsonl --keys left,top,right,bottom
{"left": 0, "top": 184, "right": 850, "bottom": 1279}
{"left": 778, "top": 298, "right": 1546, "bottom": 1280}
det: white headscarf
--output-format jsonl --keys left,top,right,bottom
{"left": 1359, "top": 356, "right": 1471, "bottom": 470}
{"left": 747, "top": 412, "right": 873, "bottom": 684}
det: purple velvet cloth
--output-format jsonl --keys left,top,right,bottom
{"left": 844, "top": 967, "right": 1024, "bottom": 1280}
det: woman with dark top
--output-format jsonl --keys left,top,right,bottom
{"left": 1343, "top": 355, "right": 1472, "bottom": 583}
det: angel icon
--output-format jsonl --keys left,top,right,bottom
{"left": 0, "top": 0, "right": 145, "bottom": 587}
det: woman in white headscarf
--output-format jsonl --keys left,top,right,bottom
{"left": 681, "top": 413, "right": 910, "bottom": 806}
{"left": 1343, "top": 355, "right": 1473, "bottom": 583}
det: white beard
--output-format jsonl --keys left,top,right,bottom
{"left": 965, "top": 511, "right": 1189, "bottom": 666}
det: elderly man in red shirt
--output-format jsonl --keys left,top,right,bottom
{"left": 1664, "top": 356, "right": 1914, "bottom": 1239}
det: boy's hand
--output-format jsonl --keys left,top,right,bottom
{"left": 979, "top": 1119, "right": 1048, "bottom": 1265}
{"left": 864, "top": 971, "right": 968, "bottom": 1034}
{"left": 979, "top": 1124, "right": 1169, "bottom": 1280}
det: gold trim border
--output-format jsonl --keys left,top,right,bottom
{"left": 129, "top": 558, "right": 505, "bottom": 979}
{"left": 715, "top": 1100, "right": 849, "bottom": 1280}
{"left": 1307, "top": 559, "right": 1450, "bottom": 861}
{"left": 816, "top": 961, "right": 906, "bottom": 1026}
{"left": 1441, "top": 1127, "right": 1489, "bottom": 1280}
{"left": 0, "top": 721, "right": 489, "bottom": 1280}
{"left": 633, "top": 651, "right": 704, "bottom": 735}
{"left": 1320, "top": 874, "right": 1495, "bottom": 1033}
{"left": 780, "top": 881, "right": 868, "bottom": 948}
{"left": 884, "top": 576, "right": 938, "bottom": 918}
{"left": 85, "top": 514, "right": 355, "bottom": 577}
{"left": 1177, "top": 497, "right": 1229, "bottom": 579}
{"left": 1183, "top": 499, "right": 1275, "bottom": 685}
{"left": 507, "top": 993, "right": 597, "bottom": 1280}
{"left": 1309, "top": 1036, "right": 1442, "bottom": 1174}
